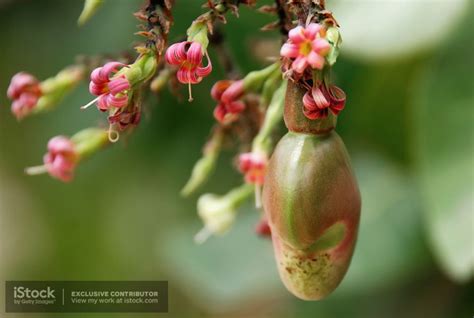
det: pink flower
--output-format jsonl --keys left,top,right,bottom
{"left": 85, "top": 61, "right": 130, "bottom": 111}
{"left": 280, "top": 23, "right": 330, "bottom": 74}
{"left": 302, "top": 84, "right": 346, "bottom": 120}
{"left": 7, "top": 72, "right": 42, "bottom": 119}
{"left": 166, "top": 41, "right": 212, "bottom": 84}
{"left": 165, "top": 41, "right": 212, "bottom": 101}
{"left": 238, "top": 152, "right": 267, "bottom": 185}
{"left": 255, "top": 217, "right": 272, "bottom": 238}
{"left": 211, "top": 80, "right": 245, "bottom": 123}
{"left": 42, "top": 136, "right": 78, "bottom": 182}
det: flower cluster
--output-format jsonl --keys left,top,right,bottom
{"left": 165, "top": 41, "right": 212, "bottom": 101}
{"left": 280, "top": 23, "right": 330, "bottom": 75}
{"left": 302, "top": 84, "right": 346, "bottom": 120}
{"left": 87, "top": 62, "right": 130, "bottom": 111}
{"left": 238, "top": 152, "right": 267, "bottom": 185}
{"left": 211, "top": 80, "right": 245, "bottom": 123}
{"left": 7, "top": 72, "right": 42, "bottom": 119}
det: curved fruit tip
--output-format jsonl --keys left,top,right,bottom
{"left": 271, "top": 220, "right": 357, "bottom": 300}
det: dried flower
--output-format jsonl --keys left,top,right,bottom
{"left": 302, "top": 84, "right": 346, "bottom": 120}
{"left": 108, "top": 106, "right": 141, "bottom": 131}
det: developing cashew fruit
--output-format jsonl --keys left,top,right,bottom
{"left": 263, "top": 81, "right": 361, "bottom": 300}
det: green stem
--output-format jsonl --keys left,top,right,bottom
{"left": 71, "top": 128, "right": 109, "bottom": 161}
{"left": 252, "top": 80, "right": 287, "bottom": 154}
{"left": 181, "top": 128, "right": 224, "bottom": 196}
{"left": 227, "top": 183, "right": 254, "bottom": 209}
{"left": 243, "top": 62, "right": 280, "bottom": 92}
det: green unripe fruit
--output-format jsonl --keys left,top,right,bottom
{"left": 263, "top": 81, "right": 361, "bottom": 300}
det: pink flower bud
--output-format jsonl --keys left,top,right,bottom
{"left": 7, "top": 72, "right": 42, "bottom": 119}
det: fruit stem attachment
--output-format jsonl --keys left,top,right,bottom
{"left": 284, "top": 80, "right": 337, "bottom": 135}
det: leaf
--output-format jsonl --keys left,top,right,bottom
{"left": 328, "top": 0, "right": 469, "bottom": 61}
{"left": 412, "top": 13, "right": 474, "bottom": 282}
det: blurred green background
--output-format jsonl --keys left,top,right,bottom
{"left": 0, "top": 0, "right": 473, "bottom": 317}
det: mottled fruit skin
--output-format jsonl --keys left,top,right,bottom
{"left": 263, "top": 131, "right": 361, "bottom": 300}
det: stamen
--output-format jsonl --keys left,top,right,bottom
{"left": 25, "top": 164, "right": 49, "bottom": 175}
{"left": 188, "top": 83, "right": 193, "bottom": 102}
{"left": 194, "top": 227, "right": 212, "bottom": 244}
{"left": 108, "top": 124, "right": 120, "bottom": 143}
{"left": 81, "top": 96, "right": 100, "bottom": 110}
{"left": 255, "top": 184, "right": 262, "bottom": 209}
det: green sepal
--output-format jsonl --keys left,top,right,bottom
{"left": 187, "top": 22, "right": 209, "bottom": 52}
{"left": 71, "top": 128, "right": 109, "bottom": 161}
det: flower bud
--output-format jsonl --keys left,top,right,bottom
{"left": 7, "top": 66, "right": 83, "bottom": 120}
{"left": 325, "top": 27, "right": 342, "bottom": 66}
{"left": 197, "top": 194, "right": 236, "bottom": 235}
{"left": 127, "top": 52, "right": 157, "bottom": 85}
{"left": 195, "top": 184, "right": 253, "bottom": 243}
{"left": 150, "top": 68, "right": 171, "bottom": 92}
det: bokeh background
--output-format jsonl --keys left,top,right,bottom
{"left": 0, "top": 0, "right": 473, "bottom": 317}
